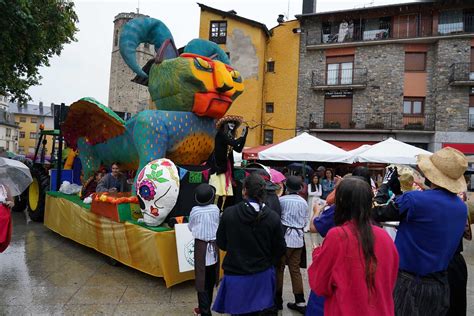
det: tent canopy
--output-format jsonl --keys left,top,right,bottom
{"left": 258, "top": 132, "right": 351, "bottom": 162}
{"left": 345, "top": 144, "right": 372, "bottom": 163}
{"left": 355, "top": 137, "right": 432, "bottom": 164}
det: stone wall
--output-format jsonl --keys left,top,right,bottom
{"left": 432, "top": 38, "right": 471, "bottom": 132}
{"left": 108, "top": 13, "right": 154, "bottom": 114}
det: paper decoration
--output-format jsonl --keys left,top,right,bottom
{"left": 202, "top": 169, "right": 210, "bottom": 181}
{"left": 189, "top": 171, "right": 203, "bottom": 183}
{"left": 175, "top": 223, "right": 195, "bottom": 272}
{"left": 179, "top": 167, "right": 188, "bottom": 180}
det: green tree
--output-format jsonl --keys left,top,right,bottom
{"left": 0, "top": 0, "right": 78, "bottom": 103}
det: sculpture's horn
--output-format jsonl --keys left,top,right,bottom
{"left": 119, "top": 17, "right": 174, "bottom": 79}
{"left": 184, "top": 39, "right": 231, "bottom": 65}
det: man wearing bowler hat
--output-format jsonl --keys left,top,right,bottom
{"left": 373, "top": 147, "right": 468, "bottom": 316}
{"left": 188, "top": 184, "right": 220, "bottom": 316}
{"left": 276, "top": 175, "right": 308, "bottom": 314}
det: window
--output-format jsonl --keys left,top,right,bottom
{"left": 265, "top": 102, "right": 274, "bottom": 113}
{"left": 209, "top": 21, "right": 227, "bottom": 44}
{"left": 405, "top": 53, "right": 426, "bottom": 71}
{"left": 438, "top": 10, "right": 463, "bottom": 34}
{"left": 326, "top": 56, "right": 354, "bottom": 85}
{"left": 30, "top": 117, "right": 37, "bottom": 123}
{"left": 114, "top": 29, "right": 119, "bottom": 47}
{"left": 469, "top": 93, "right": 474, "bottom": 129}
{"left": 403, "top": 98, "right": 424, "bottom": 115}
{"left": 29, "top": 132, "right": 37, "bottom": 139}
{"left": 264, "top": 129, "right": 274, "bottom": 145}
{"left": 267, "top": 61, "right": 275, "bottom": 72}
{"left": 6, "top": 128, "right": 10, "bottom": 137}
{"left": 19, "top": 117, "right": 26, "bottom": 123}
{"left": 19, "top": 131, "right": 25, "bottom": 138}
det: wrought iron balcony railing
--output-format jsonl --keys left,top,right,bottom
{"left": 308, "top": 112, "right": 436, "bottom": 131}
{"left": 306, "top": 14, "right": 474, "bottom": 46}
{"left": 449, "top": 63, "right": 474, "bottom": 84}
{"left": 469, "top": 114, "right": 474, "bottom": 130}
{"left": 311, "top": 68, "right": 368, "bottom": 89}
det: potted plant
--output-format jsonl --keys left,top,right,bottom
{"left": 349, "top": 120, "right": 356, "bottom": 128}
{"left": 365, "top": 122, "right": 384, "bottom": 129}
{"left": 324, "top": 121, "right": 341, "bottom": 129}
{"left": 404, "top": 122, "right": 425, "bottom": 130}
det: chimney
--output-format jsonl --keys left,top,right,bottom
{"left": 302, "top": 0, "right": 317, "bottom": 14}
{"left": 277, "top": 14, "right": 285, "bottom": 24}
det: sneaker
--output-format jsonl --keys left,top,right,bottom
{"left": 287, "top": 302, "right": 306, "bottom": 314}
{"left": 193, "top": 307, "right": 201, "bottom": 316}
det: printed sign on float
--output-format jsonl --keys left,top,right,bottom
{"left": 175, "top": 223, "right": 195, "bottom": 272}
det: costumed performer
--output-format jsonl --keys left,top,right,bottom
{"left": 208, "top": 115, "right": 248, "bottom": 209}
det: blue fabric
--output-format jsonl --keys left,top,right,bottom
{"left": 313, "top": 205, "right": 336, "bottom": 237}
{"left": 306, "top": 291, "right": 325, "bottom": 316}
{"left": 395, "top": 189, "right": 467, "bottom": 276}
{"left": 321, "top": 179, "right": 335, "bottom": 199}
{"left": 213, "top": 267, "right": 275, "bottom": 314}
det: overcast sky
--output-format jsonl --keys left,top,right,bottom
{"left": 27, "top": 0, "right": 416, "bottom": 107}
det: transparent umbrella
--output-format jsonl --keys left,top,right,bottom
{"left": 0, "top": 157, "right": 33, "bottom": 196}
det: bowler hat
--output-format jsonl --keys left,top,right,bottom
{"left": 286, "top": 175, "right": 303, "bottom": 193}
{"left": 194, "top": 184, "right": 216, "bottom": 206}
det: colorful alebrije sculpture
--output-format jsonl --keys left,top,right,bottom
{"left": 136, "top": 159, "right": 179, "bottom": 226}
{"left": 62, "top": 17, "right": 244, "bottom": 185}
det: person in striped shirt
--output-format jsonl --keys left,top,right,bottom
{"left": 276, "top": 175, "right": 309, "bottom": 314}
{"left": 188, "top": 184, "right": 220, "bottom": 316}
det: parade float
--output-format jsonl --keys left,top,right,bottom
{"left": 42, "top": 16, "right": 246, "bottom": 287}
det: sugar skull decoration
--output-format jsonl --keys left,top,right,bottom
{"left": 136, "top": 158, "right": 180, "bottom": 226}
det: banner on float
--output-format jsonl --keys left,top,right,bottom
{"left": 175, "top": 223, "right": 195, "bottom": 272}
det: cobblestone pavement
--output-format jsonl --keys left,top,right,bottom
{"left": 1, "top": 211, "right": 473, "bottom": 315}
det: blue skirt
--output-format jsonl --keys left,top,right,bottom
{"left": 212, "top": 267, "right": 275, "bottom": 314}
{"left": 306, "top": 291, "right": 325, "bottom": 316}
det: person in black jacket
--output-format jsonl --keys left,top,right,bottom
{"left": 208, "top": 115, "right": 248, "bottom": 209}
{"left": 212, "top": 173, "right": 286, "bottom": 315}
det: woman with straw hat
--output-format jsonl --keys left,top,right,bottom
{"left": 372, "top": 147, "right": 468, "bottom": 316}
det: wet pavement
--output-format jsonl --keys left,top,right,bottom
{"left": 1, "top": 211, "right": 473, "bottom": 315}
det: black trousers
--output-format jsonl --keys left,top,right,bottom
{"left": 394, "top": 270, "right": 450, "bottom": 316}
{"left": 197, "top": 264, "right": 217, "bottom": 316}
{"left": 447, "top": 253, "right": 468, "bottom": 316}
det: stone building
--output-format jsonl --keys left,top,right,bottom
{"left": 108, "top": 12, "right": 154, "bottom": 114}
{"left": 297, "top": 1, "right": 474, "bottom": 155}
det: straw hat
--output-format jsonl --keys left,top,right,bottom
{"left": 215, "top": 115, "right": 244, "bottom": 130}
{"left": 399, "top": 172, "right": 415, "bottom": 192}
{"left": 417, "top": 147, "right": 468, "bottom": 193}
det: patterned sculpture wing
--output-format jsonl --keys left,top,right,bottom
{"left": 62, "top": 97, "right": 126, "bottom": 149}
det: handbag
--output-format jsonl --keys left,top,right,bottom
{"left": 0, "top": 204, "right": 12, "bottom": 253}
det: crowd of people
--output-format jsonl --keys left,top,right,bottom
{"left": 187, "top": 147, "right": 471, "bottom": 316}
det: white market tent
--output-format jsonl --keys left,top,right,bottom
{"left": 345, "top": 144, "right": 372, "bottom": 163}
{"left": 258, "top": 132, "right": 351, "bottom": 162}
{"left": 355, "top": 137, "right": 432, "bottom": 164}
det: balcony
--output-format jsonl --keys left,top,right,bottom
{"left": 312, "top": 68, "right": 367, "bottom": 90}
{"left": 308, "top": 112, "right": 436, "bottom": 131}
{"left": 306, "top": 12, "right": 474, "bottom": 47}
{"left": 449, "top": 63, "right": 474, "bottom": 85}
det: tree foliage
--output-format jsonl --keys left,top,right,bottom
{"left": 0, "top": 0, "right": 78, "bottom": 103}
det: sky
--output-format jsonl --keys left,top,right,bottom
{"left": 27, "top": 0, "right": 417, "bottom": 107}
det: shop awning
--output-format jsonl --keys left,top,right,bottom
{"left": 442, "top": 143, "right": 474, "bottom": 155}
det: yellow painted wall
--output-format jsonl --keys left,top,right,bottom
{"left": 199, "top": 10, "right": 267, "bottom": 146}
{"left": 15, "top": 115, "right": 53, "bottom": 156}
{"left": 198, "top": 9, "right": 300, "bottom": 146}
{"left": 264, "top": 20, "right": 300, "bottom": 143}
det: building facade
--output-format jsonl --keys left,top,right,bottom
{"left": 8, "top": 102, "right": 53, "bottom": 155}
{"left": 297, "top": 2, "right": 474, "bottom": 155}
{"left": 0, "top": 96, "right": 18, "bottom": 153}
{"left": 108, "top": 12, "right": 154, "bottom": 114}
{"left": 198, "top": 4, "right": 301, "bottom": 146}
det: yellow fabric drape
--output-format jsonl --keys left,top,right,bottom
{"left": 44, "top": 195, "right": 194, "bottom": 287}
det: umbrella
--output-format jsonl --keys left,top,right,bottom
{"left": 0, "top": 157, "right": 33, "bottom": 196}
{"left": 288, "top": 162, "right": 313, "bottom": 173}
{"left": 269, "top": 168, "right": 286, "bottom": 183}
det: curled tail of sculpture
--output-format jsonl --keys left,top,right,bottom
{"left": 119, "top": 17, "right": 176, "bottom": 79}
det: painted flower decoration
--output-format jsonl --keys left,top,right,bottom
{"left": 160, "top": 160, "right": 171, "bottom": 167}
{"left": 138, "top": 180, "right": 156, "bottom": 201}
